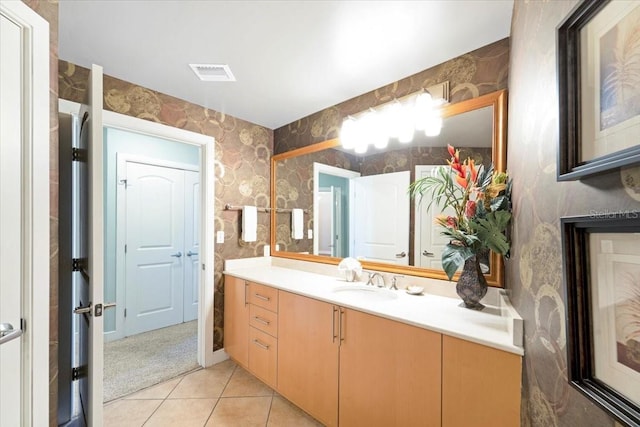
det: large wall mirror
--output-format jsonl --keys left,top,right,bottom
{"left": 270, "top": 89, "right": 507, "bottom": 286}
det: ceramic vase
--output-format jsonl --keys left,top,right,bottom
{"left": 456, "top": 254, "right": 488, "bottom": 310}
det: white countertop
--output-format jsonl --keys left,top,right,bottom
{"left": 224, "top": 259, "right": 524, "bottom": 356}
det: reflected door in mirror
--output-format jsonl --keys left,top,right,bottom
{"left": 351, "top": 171, "right": 410, "bottom": 264}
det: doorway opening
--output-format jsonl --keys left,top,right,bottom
{"left": 58, "top": 99, "right": 217, "bottom": 417}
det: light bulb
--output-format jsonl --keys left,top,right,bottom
{"left": 414, "top": 91, "right": 433, "bottom": 131}
{"left": 424, "top": 113, "right": 443, "bottom": 137}
{"left": 340, "top": 117, "right": 358, "bottom": 149}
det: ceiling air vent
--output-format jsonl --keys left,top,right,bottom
{"left": 189, "top": 64, "right": 236, "bottom": 82}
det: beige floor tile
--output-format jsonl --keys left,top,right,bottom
{"left": 267, "top": 395, "right": 324, "bottom": 427}
{"left": 144, "top": 398, "right": 217, "bottom": 427}
{"left": 205, "top": 396, "right": 272, "bottom": 427}
{"left": 123, "top": 376, "right": 183, "bottom": 400}
{"left": 103, "top": 399, "right": 162, "bottom": 427}
{"left": 168, "top": 364, "right": 234, "bottom": 398}
{"left": 222, "top": 367, "right": 274, "bottom": 397}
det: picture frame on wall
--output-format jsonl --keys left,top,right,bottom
{"left": 561, "top": 211, "right": 640, "bottom": 426}
{"left": 557, "top": 0, "right": 640, "bottom": 181}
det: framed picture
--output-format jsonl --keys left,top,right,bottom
{"left": 557, "top": 0, "right": 640, "bottom": 181}
{"left": 561, "top": 211, "right": 640, "bottom": 425}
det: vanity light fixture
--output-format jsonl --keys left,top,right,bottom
{"left": 340, "top": 81, "right": 449, "bottom": 153}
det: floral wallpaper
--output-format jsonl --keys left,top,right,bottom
{"left": 58, "top": 61, "right": 273, "bottom": 357}
{"left": 508, "top": 1, "right": 639, "bottom": 426}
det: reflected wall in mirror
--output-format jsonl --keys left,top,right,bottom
{"left": 270, "top": 89, "right": 507, "bottom": 286}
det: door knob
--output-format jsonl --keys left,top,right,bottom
{"left": 422, "top": 250, "right": 435, "bottom": 257}
{"left": 395, "top": 251, "right": 407, "bottom": 258}
{"left": 0, "top": 322, "right": 23, "bottom": 345}
{"left": 170, "top": 252, "right": 182, "bottom": 258}
{"left": 73, "top": 303, "right": 92, "bottom": 315}
{"left": 186, "top": 251, "right": 198, "bottom": 257}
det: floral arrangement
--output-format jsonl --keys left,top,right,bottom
{"left": 409, "top": 144, "right": 512, "bottom": 280}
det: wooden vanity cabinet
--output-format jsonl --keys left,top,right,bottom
{"left": 338, "top": 308, "right": 442, "bottom": 427}
{"left": 224, "top": 275, "right": 522, "bottom": 427}
{"left": 277, "top": 291, "right": 340, "bottom": 427}
{"left": 223, "top": 275, "right": 249, "bottom": 368}
{"left": 442, "top": 335, "right": 521, "bottom": 427}
{"left": 224, "top": 276, "right": 278, "bottom": 387}
{"left": 247, "top": 282, "right": 278, "bottom": 388}
{"left": 277, "top": 291, "right": 442, "bottom": 427}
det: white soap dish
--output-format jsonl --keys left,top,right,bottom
{"left": 405, "top": 286, "right": 424, "bottom": 295}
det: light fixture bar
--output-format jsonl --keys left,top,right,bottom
{"left": 339, "top": 81, "right": 450, "bottom": 154}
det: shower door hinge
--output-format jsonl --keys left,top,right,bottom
{"left": 72, "top": 365, "right": 87, "bottom": 381}
{"left": 71, "top": 147, "right": 87, "bottom": 162}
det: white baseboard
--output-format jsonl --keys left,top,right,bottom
{"left": 207, "top": 348, "right": 229, "bottom": 367}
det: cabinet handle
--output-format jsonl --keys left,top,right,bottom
{"left": 339, "top": 308, "right": 345, "bottom": 342}
{"left": 332, "top": 306, "right": 338, "bottom": 343}
{"left": 253, "top": 316, "right": 270, "bottom": 326}
{"left": 252, "top": 339, "right": 270, "bottom": 350}
{"left": 244, "top": 281, "right": 249, "bottom": 306}
{"left": 254, "top": 293, "right": 270, "bottom": 301}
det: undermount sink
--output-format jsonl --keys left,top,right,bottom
{"left": 332, "top": 284, "right": 398, "bottom": 302}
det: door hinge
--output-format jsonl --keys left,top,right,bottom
{"left": 71, "top": 147, "right": 87, "bottom": 162}
{"left": 72, "top": 258, "right": 86, "bottom": 272}
{"left": 124, "top": 244, "right": 127, "bottom": 254}
{"left": 124, "top": 308, "right": 127, "bottom": 318}
{"left": 72, "top": 365, "right": 87, "bottom": 381}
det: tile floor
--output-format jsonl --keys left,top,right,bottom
{"left": 103, "top": 359, "right": 324, "bottom": 427}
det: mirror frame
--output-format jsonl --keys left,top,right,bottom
{"left": 270, "top": 89, "right": 508, "bottom": 287}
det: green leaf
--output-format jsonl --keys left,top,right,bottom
{"left": 470, "top": 211, "right": 512, "bottom": 255}
{"left": 490, "top": 195, "right": 509, "bottom": 212}
{"left": 441, "top": 243, "right": 475, "bottom": 280}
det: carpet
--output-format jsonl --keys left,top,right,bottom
{"left": 103, "top": 321, "right": 199, "bottom": 402}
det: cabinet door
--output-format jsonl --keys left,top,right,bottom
{"left": 339, "top": 308, "right": 442, "bottom": 427}
{"left": 442, "top": 335, "right": 521, "bottom": 427}
{"left": 248, "top": 327, "right": 278, "bottom": 388}
{"left": 223, "top": 275, "right": 249, "bottom": 368}
{"left": 277, "top": 291, "right": 339, "bottom": 427}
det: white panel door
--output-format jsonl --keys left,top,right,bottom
{"left": 0, "top": 13, "right": 24, "bottom": 427}
{"left": 1, "top": 4, "right": 49, "bottom": 425}
{"left": 125, "top": 162, "right": 185, "bottom": 336}
{"left": 351, "top": 171, "right": 410, "bottom": 264}
{"left": 85, "top": 64, "right": 105, "bottom": 425}
{"left": 414, "top": 165, "right": 455, "bottom": 269}
{"left": 183, "top": 170, "right": 200, "bottom": 322}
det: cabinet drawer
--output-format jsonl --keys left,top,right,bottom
{"left": 249, "top": 327, "right": 278, "bottom": 388}
{"left": 250, "top": 304, "right": 278, "bottom": 337}
{"left": 248, "top": 282, "right": 278, "bottom": 312}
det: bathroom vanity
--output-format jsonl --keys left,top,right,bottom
{"left": 224, "top": 257, "right": 523, "bottom": 427}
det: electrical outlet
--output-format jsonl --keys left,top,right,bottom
{"left": 308, "top": 229, "right": 313, "bottom": 239}
{"left": 216, "top": 230, "right": 224, "bottom": 243}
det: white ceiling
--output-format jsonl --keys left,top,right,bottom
{"left": 59, "top": 1, "right": 514, "bottom": 130}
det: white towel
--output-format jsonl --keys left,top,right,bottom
{"left": 291, "top": 208, "right": 304, "bottom": 239}
{"left": 242, "top": 206, "right": 257, "bottom": 242}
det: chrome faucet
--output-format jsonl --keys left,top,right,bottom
{"left": 366, "top": 272, "right": 385, "bottom": 288}
{"left": 390, "top": 275, "right": 404, "bottom": 290}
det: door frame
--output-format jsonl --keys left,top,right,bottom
{"left": 104, "top": 111, "right": 217, "bottom": 367}
{"left": 312, "top": 162, "right": 360, "bottom": 256}
{"left": 59, "top": 99, "right": 218, "bottom": 369}
{"left": 0, "top": 2, "right": 50, "bottom": 425}
{"left": 414, "top": 165, "right": 437, "bottom": 269}
{"left": 114, "top": 154, "right": 198, "bottom": 341}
